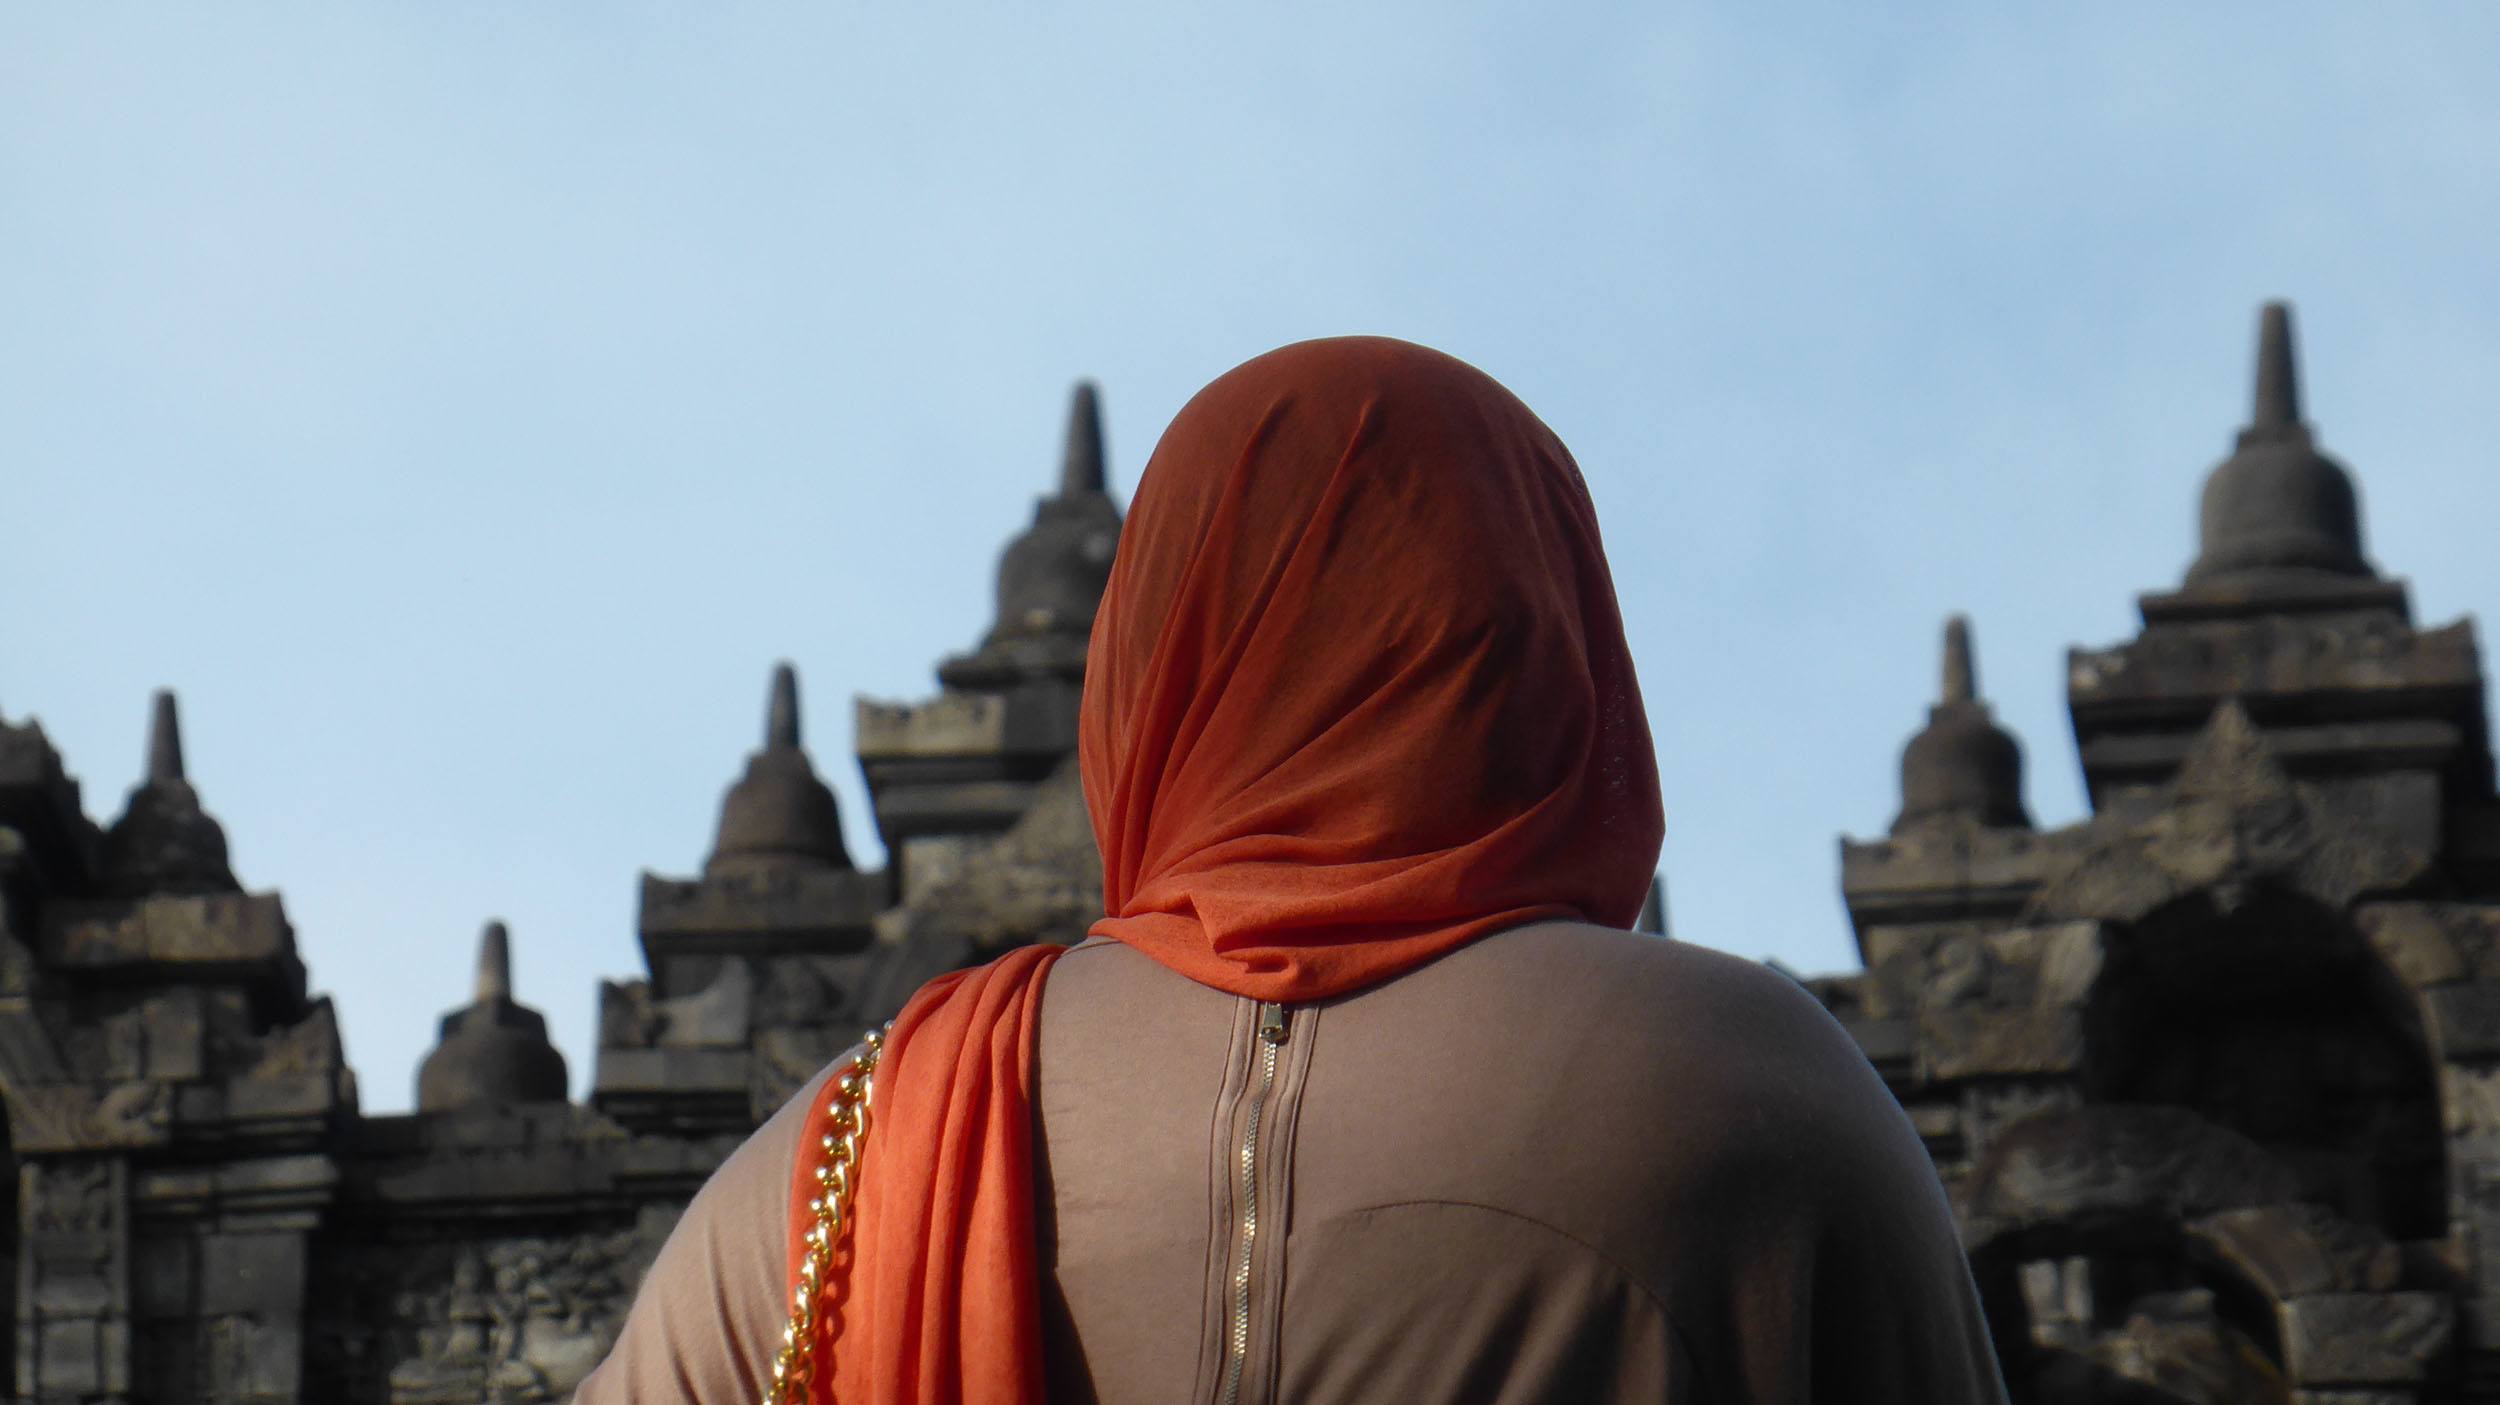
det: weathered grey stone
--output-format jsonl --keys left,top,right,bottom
{"left": 98, "top": 692, "right": 240, "bottom": 900}
{"left": 414, "top": 923, "right": 569, "bottom": 1115}
{"left": 42, "top": 891, "right": 295, "bottom": 971}
{"left": 1955, "top": 1082, "right": 2081, "bottom": 1164}
{"left": 750, "top": 1024, "right": 853, "bottom": 1122}
{"left": 9, "top": 1081, "right": 175, "bottom": 1153}
{"left": 2028, "top": 921, "right": 2106, "bottom": 1007}
{"left": 1961, "top": 1107, "right": 2302, "bottom": 1249}
{"left": 636, "top": 867, "right": 883, "bottom": 949}
{"left": 1892, "top": 618, "right": 2031, "bottom": 834}
{"left": 2028, "top": 703, "right": 2433, "bottom": 924}
{"left": 2426, "top": 984, "right": 2500, "bottom": 1060}
{"left": 2447, "top": 907, "right": 2500, "bottom": 984}
{"left": 2279, "top": 1291, "right": 2450, "bottom": 1385}
{"left": 1917, "top": 1007, "right": 2084, "bottom": 1081}
{"left": 2356, "top": 902, "right": 2468, "bottom": 988}
{"left": 2187, "top": 1204, "right": 2400, "bottom": 1297}
{"left": 348, "top": 1229, "right": 661, "bottom": 1404}
{"left": 2444, "top": 1067, "right": 2500, "bottom": 1134}
{"left": 1840, "top": 1015, "right": 1912, "bottom": 1067}
{"left": 645, "top": 957, "right": 754, "bottom": 1049}
{"left": 705, "top": 663, "right": 854, "bottom": 880}
{"left": 876, "top": 755, "right": 1101, "bottom": 956}
{"left": 197, "top": 1233, "right": 306, "bottom": 1316}
{"left": 1839, "top": 825, "right": 2070, "bottom": 942}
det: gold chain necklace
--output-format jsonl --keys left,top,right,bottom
{"left": 763, "top": 1023, "right": 891, "bottom": 1405}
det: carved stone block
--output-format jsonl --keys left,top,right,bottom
{"left": 2028, "top": 922, "right": 2105, "bottom": 1007}
{"left": 2427, "top": 985, "right": 2500, "bottom": 1061}
{"left": 2452, "top": 908, "right": 2500, "bottom": 984}
{"left": 1955, "top": 1082, "right": 2081, "bottom": 1163}
{"left": 20, "top": 1157, "right": 132, "bottom": 1399}
{"left": 2357, "top": 903, "right": 2469, "bottom": 988}
{"left": 1839, "top": 1016, "right": 1911, "bottom": 1068}
{"left": 750, "top": 1024, "right": 856, "bottom": 1121}
{"left": 198, "top": 1233, "right": 306, "bottom": 1317}
{"left": 636, "top": 866, "right": 883, "bottom": 948}
{"left": 9, "top": 1080, "right": 174, "bottom": 1153}
{"left": 2278, "top": 1291, "right": 2450, "bottom": 1385}
{"left": 2187, "top": 1205, "right": 2400, "bottom": 1297}
{"left": 315, "top": 1229, "right": 661, "bottom": 1404}
{"left": 1918, "top": 1007, "right": 2084, "bottom": 1081}
{"left": 2444, "top": 1068, "right": 2500, "bottom": 1135}
{"left": 43, "top": 891, "right": 293, "bottom": 969}
{"left": 37, "top": 1316, "right": 107, "bottom": 1394}
{"left": 1960, "top": 1107, "right": 2302, "bottom": 1243}
{"left": 133, "top": 1233, "right": 194, "bottom": 1321}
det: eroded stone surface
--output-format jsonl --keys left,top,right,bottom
{"left": 1839, "top": 307, "right": 2500, "bottom": 1392}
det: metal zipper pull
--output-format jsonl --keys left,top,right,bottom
{"left": 1258, "top": 1002, "right": 1291, "bottom": 1047}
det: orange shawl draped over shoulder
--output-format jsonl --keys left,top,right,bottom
{"left": 788, "top": 336, "right": 1663, "bottom": 1402}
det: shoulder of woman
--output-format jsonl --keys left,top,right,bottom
{"left": 1523, "top": 925, "right": 1919, "bottom": 1174}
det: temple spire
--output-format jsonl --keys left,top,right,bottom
{"left": 2184, "top": 300, "right": 2370, "bottom": 586}
{"left": 101, "top": 687, "right": 239, "bottom": 898}
{"left": 475, "top": 920, "right": 512, "bottom": 1004}
{"left": 1941, "top": 615, "right": 1976, "bottom": 706}
{"left": 416, "top": 918, "right": 570, "bottom": 1113}
{"left": 936, "top": 379, "right": 1124, "bottom": 690}
{"left": 2251, "top": 300, "right": 2301, "bottom": 432}
{"left": 1893, "top": 613, "right": 2030, "bottom": 833}
{"left": 766, "top": 661, "right": 801, "bottom": 749}
{"left": 147, "top": 689, "right": 185, "bottom": 784}
{"left": 706, "top": 663, "right": 852, "bottom": 877}
{"left": 1060, "top": 380, "right": 1106, "bottom": 497}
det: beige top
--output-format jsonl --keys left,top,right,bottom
{"left": 577, "top": 921, "right": 2009, "bottom": 1403}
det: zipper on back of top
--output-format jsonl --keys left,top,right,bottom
{"left": 1217, "top": 1001, "right": 1292, "bottom": 1405}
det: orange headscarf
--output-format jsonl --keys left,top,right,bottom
{"left": 791, "top": 337, "right": 1663, "bottom": 1402}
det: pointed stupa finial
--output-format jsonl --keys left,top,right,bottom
{"left": 417, "top": 917, "right": 569, "bottom": 1113}
{"left": 937, "top": 380, "right": 1123, "bottom": 690}
{"left": 767, "top": 661, "right": 801, "bottom": 749}
{"left": 706, "top": 662, "right": 852, "bottom": 877}
{"left": 1941, "top": 615, "right": 1976, "bottom": 706}
{"left": 101, "top": 687, "right": 238, "bottom": 897}
{"left": 148, "top": 689, "right": 185, "bottom": 784}
{"left": 2251, "top": 301, "right": 2300, "bottom": 432}
{"left": 1060, "top": 380, "right": 1106, "bottom": 497}
{"left": 1893, "top": 613, "right": 2031, "bottom": 834}
{"left": 475, "top": 920, "right": 512, "bottom": 1004}
{"left": 2185, "top": 300, "right": 2371, "bottom": 586}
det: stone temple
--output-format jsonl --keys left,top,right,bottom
{"left": 0, "top": 304, "right": 2491, "bottom": 1401}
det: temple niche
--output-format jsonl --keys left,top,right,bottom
{"left": 1824, "top": 303, "right": 2500, "bottom": 1401}
{"left": 4, "top": 309, "right": 2500, "bottom": 1400}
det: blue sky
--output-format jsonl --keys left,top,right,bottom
{"left": 6, "top": 4, "right": 2497, "bottom": 1110}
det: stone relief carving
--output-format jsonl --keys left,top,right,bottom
{"left": 1960, "top": 1105, "right": 2305, "bottom": 1249}
{"left": 2070, "top": 612, "right": 2465, "bottom": 700}
{"left": 320, "top": 1227, "right": 660, "bottom": 1404}
{"left": 246, "top": 997, "right": 346, "bottom": 1078}
{"left": 8, "top": 1079, "right": 174, "bottom": 1153}
{"left": 2027, "top": 702, "right": 2428, "bottom": 925}
{"left": 596, "top": 980, "right": 663, "bottom": 1051}
{"left": 26, "top": 1157, "right": 120, "bottom": 1234}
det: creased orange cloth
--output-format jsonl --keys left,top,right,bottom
{"left": 788, "top": 336, "right": 1663, "bottom": 1403}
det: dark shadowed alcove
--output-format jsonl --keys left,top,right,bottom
{"left": 2082, "top": 884, "right": 2445, "bottom": 1240}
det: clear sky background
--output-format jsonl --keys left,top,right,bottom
{"left": 6, "top": 5, "right": 2497, "bottom": 1111}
